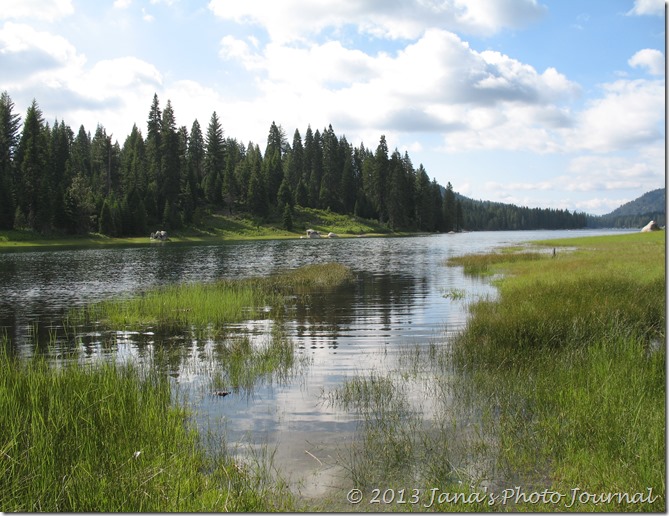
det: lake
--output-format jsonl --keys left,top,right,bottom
{"left": 0, "top": 229, "right": 633, "bottom": 499}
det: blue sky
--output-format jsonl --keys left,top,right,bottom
{"left": 1, "top": 0, "right": 665, "bottom": 215}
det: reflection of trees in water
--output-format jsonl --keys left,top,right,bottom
{"left": 289, "top": 271, "right": 426, "bottom": 349}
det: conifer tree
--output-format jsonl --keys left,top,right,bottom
{"left": 286, "top": 128, "right": 303, "bottom": 190}
{"left": 0, "top": 91, "right": 20, "bottom": 229}
{"left": 187, "top": 119, "right": 204, "bottom": 203}
{"left": 264, "top": 122, "right": 285, "bottom": 204}
{"left": 15, "top": 99, "right": 49, "bottom": 231}
{"left": 145, "top": 93, "right": 162, "bottom": 186}
{"left": 203, "top": 111, "right": 224, "bottom": 205}
{"left": 158, "top": 100, "right": 180, "bottom": 218}
{"left": 371, "top": 135, "right": 389, "bottom": 222}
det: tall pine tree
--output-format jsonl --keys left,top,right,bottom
{"left": 0, "top": 91, "right": 20, "bottom": 229}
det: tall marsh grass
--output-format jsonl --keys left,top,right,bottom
{"left": 76, "top": 262, "right": 354, "bottom": 334}
{"left": 444, "top": 231, "right": 666, "bottom": 511}
{"left": 0, "top": 344, "right": 295, "bottom": 512}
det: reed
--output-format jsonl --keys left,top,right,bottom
{"left": 0, "top": 343, "right": 295, "bottom": 512}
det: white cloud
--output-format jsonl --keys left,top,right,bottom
{"left": 216, "top": 27, "right": 579, "bottom": 154}
{"left": 208, "top": 0, "right": 547, "bottom": 43}
{"left": 627, "top": 0, "right": 665, "bottom": 16}
{"left": 566, "top": 151, "right": 664, "bottom": 193}
{"left": 0, "top": 0, "right": 74, "bottom": 21}
{"left": 568, "top": 79, "right": 664, "bottom": 153}
{"left": 0, "top": 21, "right": 85, "bottom": 88}
{"left": 113, "top": 0, "right": 132, "bottom": 8}
{"left": 628, "top": 48, "right": 665, "bottom": 76}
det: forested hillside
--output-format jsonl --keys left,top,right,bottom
{"left": 0, "top": 92, "right": 587, "bottom": 236}
{"left": 587, "top": 188, "right": 665, "bottom": 228}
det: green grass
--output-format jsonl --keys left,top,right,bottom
{"left": 444, "top": 230, "right": 666, "bottom": 511}
{"left": 0, "top": 344, "right": 295, "bottom": 512}
{"left": 0, "top": 207, "right": 395, "bottom": 250}
{"left": 208, "top": 327, "right": 307, "bottom": 393}
{"left": 76, "top": 262, "right": 354, "bottom": 334}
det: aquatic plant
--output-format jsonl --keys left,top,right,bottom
{"left": 75, "top": 262, "right": 354, "bottom": 335}
{"left": 0, "top": 343, "right": 295, "bottom": 512}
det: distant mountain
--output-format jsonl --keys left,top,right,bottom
{"left": 588, "top": 188, "right": 666, "bottom": 228}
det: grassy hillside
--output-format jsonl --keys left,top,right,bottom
{"left": 0, "top": 207, "right": 394, "bottom": 250}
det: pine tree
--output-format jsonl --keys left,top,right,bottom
{"left": 158, "top": 100, "right": 180, "bottom": 217}
{"left": 145, "top": 93, "right": 162, "bottom": 186}
{"left": 0, "top": 91, "right": 20, "bottom": 229}
{"left": 371, "top": 135, "right": 389, "bottom": 222}
{"left": 286, "top": 128, "right": 303, "bottom": 191}
{"left": 15, "top": 99, "right": 49, "bottom": 231}
{"left": 308, "top": 129, "right": 323, "bottom": 208}
{"left": 414, "top": 165, "right": 432, "bottom": 231}
{"left": 319, "top": 125, "right": 340, "bottom": 212}
{"left": 264, "top": 122, "right": 285, "bottom": 205}
{"left": 188, "top": 119, "right": 205, "bottom": 203}
{"left": 443, "top": 182, "right": 456, "bottom": 232}
{"left": 203, "top": 111, "right": 225, "bottom": 205}
{"left": 339, "top": 137, "right": 356, "bottom": 214}
{"left": 282, "top": 204, "right": 293, "bottom": 231}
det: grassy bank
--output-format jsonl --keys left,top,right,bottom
{"left": 0, "top": 344, "right": 295, "bottom": 512}
{"left": 0, "top": 207, "right": 393, "bottom": 250}
{"left": 323, "top": 231, "right": 664, "bottom": 512}
{"left": 445, "top": 230, "right": 666, "bottom": 510}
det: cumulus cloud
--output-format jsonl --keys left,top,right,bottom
{"left": 208, "top": 0, "right": 547, "bottom": 42}
{"left": 0, "top": 21, "right": 84, "bottom": 87}
{"left": 0, "top": 0, "right": 74, "bottom": 21}
{"left": 568, "top": 79, "right": 664, "bottom": 153}
{"left": 564, "top": 152, "right": 664, "bottom": 197}
{"left": 627, "top": 0, "right": 665, "bottom": 16}
{"left": 628, "top": 48, "right": 665, "bottom": 76}
{"left": 216, "top": 27, "right": 579, "bottom": 153}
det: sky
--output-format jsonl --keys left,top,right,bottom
{"left": 0, "top": 0, "right": 665, "bottom": 215}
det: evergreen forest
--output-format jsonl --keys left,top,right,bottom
{"left": 0, "top": 92, "right": 589, "bottom": 237}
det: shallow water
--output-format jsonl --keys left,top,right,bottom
{"left": 0, "top": 229, "right": 633, "bottom": 497}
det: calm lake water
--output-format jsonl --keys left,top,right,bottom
{"left": 0, "top": 229, "right": 633, "bottom": 498}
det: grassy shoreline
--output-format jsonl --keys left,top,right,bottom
{"left": 0, "top": 207, "right": 402, "bottom": 250}
{"left": 443, "top": 230, "right": 666, "bottom": 510}
{"left": 0, "top": 345, "right": 296, "bottom": 512}
{"left": 320, "top": 230, "right": 664, "bottom": 512}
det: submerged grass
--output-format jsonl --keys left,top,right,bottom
{"left": 209, "top": 326, "right": 305, "bottom": 392}
{"left": 0, "top": 343, "right": 295, "bottom": 512}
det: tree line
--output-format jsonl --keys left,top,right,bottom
{"left": 0, "top": 91, "right": 587, "bottom": 236}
